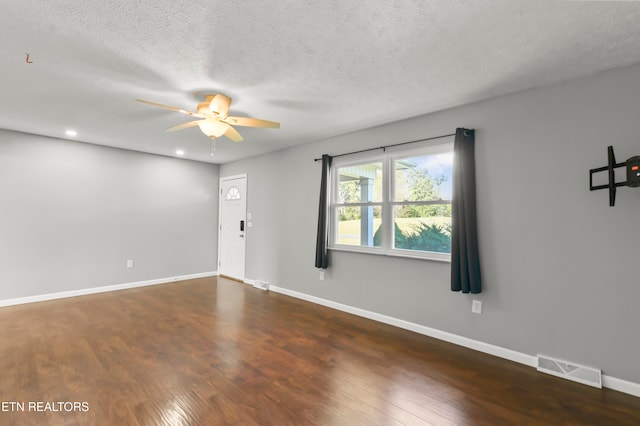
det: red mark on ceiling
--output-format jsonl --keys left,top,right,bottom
{"left": 25, "top": 53, "right": 33, "bottom": 63}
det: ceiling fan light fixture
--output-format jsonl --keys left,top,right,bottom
{"left": 197, "top": 119, "right": 228, "bottom": 138}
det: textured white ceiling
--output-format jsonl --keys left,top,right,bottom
{"left": 1, "top": 1, "right": 640, "bottom": 163}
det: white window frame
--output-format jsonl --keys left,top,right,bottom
{"left": 329, "top": 141, "right": 453, "bottom": 262}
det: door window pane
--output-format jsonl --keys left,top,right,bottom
{"left": 225, "top": 186, "right": 241, "bottom": 200}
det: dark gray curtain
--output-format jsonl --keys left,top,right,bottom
{"left": 315, "top": 154, "right": 332, "bottom": 269}
{"left": 451, "top": 128, "right": 482, "bottom": 293}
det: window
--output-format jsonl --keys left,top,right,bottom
{"left": 225, "top": 186, "right": 241, "bottom": 200}
{"left": 330, "top": 142, "right": 453, "bottom": 261}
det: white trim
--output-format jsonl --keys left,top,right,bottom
{"left": 268, "top": 285, "right": 640, "bottom": 398}
{"left": 602, "top": 376, "right": 640, "bottom": 398}
{"left": 328, "top": 246, "right": 452, "bottom": 263}
{"left": 220, "top": 173, "right": 248, "bottom": 181}
{"left": 0, "top": 271, "right": 218, "bottom": 308}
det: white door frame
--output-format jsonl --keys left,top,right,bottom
{"left": 218, "top": 174, "right": 247, "bottom": 281}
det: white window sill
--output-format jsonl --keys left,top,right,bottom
{"left": 328, "top": 246, "right": 451, "bottom": 263}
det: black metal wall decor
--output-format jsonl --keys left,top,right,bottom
{"left": 589, "top": 146, "right": 640, "bottom": 206}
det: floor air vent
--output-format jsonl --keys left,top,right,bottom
{"left": 537, "top": 355, "right": 602, "bottom": 388}
{"left": 253, "top": 280, "right": 269, "bottom": 291}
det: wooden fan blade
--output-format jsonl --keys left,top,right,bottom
{"left": 165, "top": 120, "right": 201, "bottom": 132}
{"left": 135, "top": 99, "right": 205, "bottom": 118}
{"left": 209, "top": 94, "right": 232, "bottom": 117}
{"left": 224, "top": 125, "right": 244, "bottom": 143}
{"left": 224, "top": 116, "right": 280, "bottom": 128}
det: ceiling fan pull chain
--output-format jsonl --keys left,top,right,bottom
{"left": 210, "top": 137, "right": 217, "bottom": 157}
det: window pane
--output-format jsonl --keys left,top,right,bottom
{"left": 394, "top": 153, "right": 453, "bottom": 202}
{"left": 225, "top": 186, "right": 241, "bottom": 200}
{"left": 337, "top": 162, "right": 383, "bottom": 203}
{"left": 336, "top": 206, "right": 382, "bottom": 247}
{"left": 393, "top": 205, "right": 451, "bottom": 253}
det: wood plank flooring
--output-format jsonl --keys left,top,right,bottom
{"left": 0, "top": 276, "right": 639, "bottom": 425}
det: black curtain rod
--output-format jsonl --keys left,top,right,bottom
{"left": 313, "top": 132, "right": 457, "bottom": 162}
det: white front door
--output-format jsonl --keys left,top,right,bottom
{"left": 218, "top": 175, "right": 247, "bottom": 281}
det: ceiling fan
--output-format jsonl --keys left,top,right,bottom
{"left": 135, "top": 94, "right": 280, "bottom": 142}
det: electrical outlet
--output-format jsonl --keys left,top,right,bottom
{"left": 472, "top": 300, "right": 482, "bottom": 314}
{"left": 319, "top": 270, "right": 325, "bottom": 280}
{"left": 127, "top": 259, "right": 134, "bottom": 269}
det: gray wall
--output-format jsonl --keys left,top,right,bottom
{"left": 0, "top": 130, "right": 219, "bottom": 299}
{"left": 221, "top": 63, "right": 640, "bottom": 384}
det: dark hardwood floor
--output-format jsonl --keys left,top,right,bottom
{"left": 0, "top": 276, "right": 639, "bottom": 425}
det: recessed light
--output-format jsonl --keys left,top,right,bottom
{"left": 65, "top": 129, "right": 77, "bottom": 137}
{"left": 175, "top": 149, "right": 185, "bottom": 156}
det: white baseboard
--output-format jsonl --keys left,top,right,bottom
{"left": 0, "top": 271, "right": 218, "bottom": 308}
{"left": 268, "top": 285, "right": 640, "bottom": 398}
{"left": 602, "top": 375, "right": 640, "bottom": 398}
